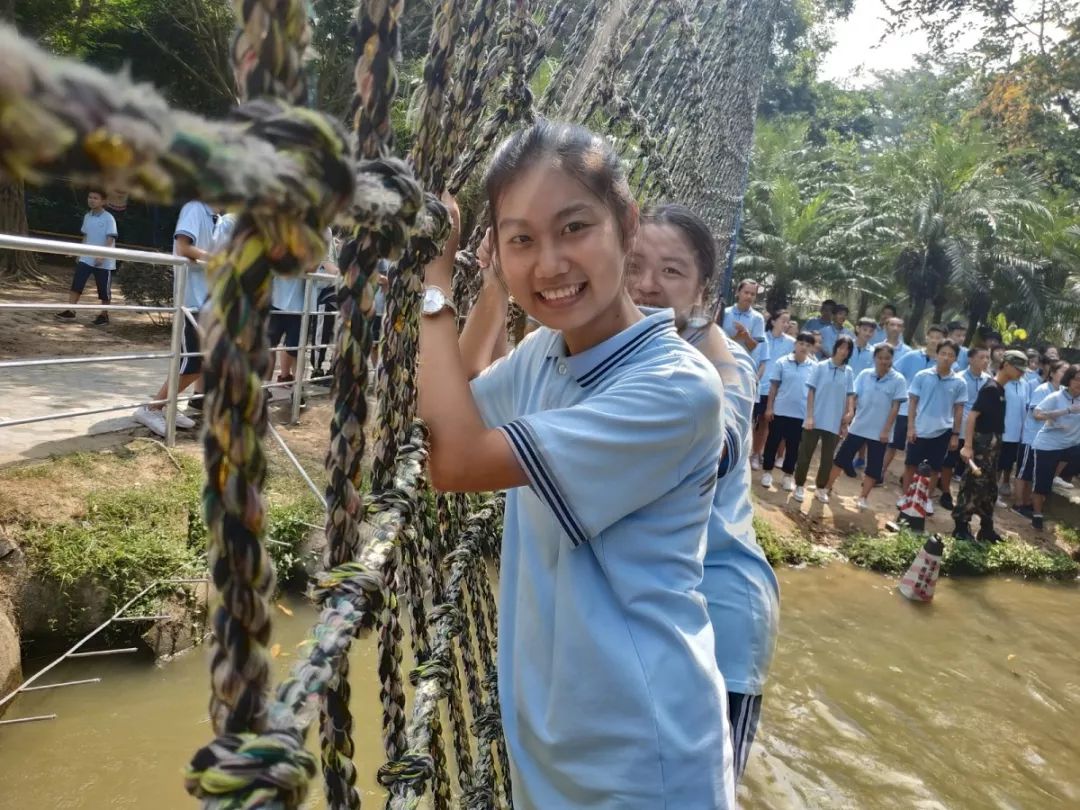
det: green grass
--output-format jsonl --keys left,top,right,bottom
{"left": 13, "top": 450, "right": 323, "bottom": 615}
{"left": 841, "top": 528, "right": 1079, "bottom": 581}
{"left": 754, "top": 517, "right": 830, "bottom": 567}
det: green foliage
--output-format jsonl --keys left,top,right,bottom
{"left": 753, "top": 517, "right": 830, "bottom": 567}
{"left": 841, "top": 530, "right": 1079, "bottom": 580}
{"left": 115, "top": 262, "right": 175, "bottom": 326}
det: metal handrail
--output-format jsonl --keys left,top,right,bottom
{"left": 0, "top": 233, "right": 344, "bottom": 444}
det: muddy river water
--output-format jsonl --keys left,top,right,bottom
{"left": 1, "top": 564, "right": 1077, "bottom": 808}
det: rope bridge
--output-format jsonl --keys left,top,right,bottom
{"left": 0, "top": 0, "right": 741, "bottom": 805}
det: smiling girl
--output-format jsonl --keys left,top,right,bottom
{"left": 627, "top": 202, "right": 780, "bottom": 780}
{"left": 418, "top": 121, "right": 734, "bottom": 807}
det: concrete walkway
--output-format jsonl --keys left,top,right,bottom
{"left": 0, "top": 359, "right": 170, "bottom": 465}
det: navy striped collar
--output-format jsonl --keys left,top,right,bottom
{"left": 547, "top": 309, "right": 677, "bottom": 388}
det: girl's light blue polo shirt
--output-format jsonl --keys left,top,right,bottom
{"left": 1024, "top": 369, "right": 1043, "bottom": 388}
{"left": 806, "top": 359, "right": 856, "bottom": 434}
{"left": 471, "top": 310, "right": 735, "bottom": 809}
{"left": 848, "top": 342, "right": 875, "bottom": 378}
{"left": 761, "top": 333, "right": 794, "bottom": 392}
{"left": 909, "top": 367, "right": 967, "bottom": 438}
{"left": 769, "top": 353, "right": 815, "bottom": 420}
{"left": 894, "top": 349, "right": 935, "bottom": 416}
{"left": 79, "top": 210, "right": 119, "bottom": 270}
{"left": 953, "top": 345, "right": 969, "bottom": 371}
{"left": 818, "top": 323, "right": 853, "bottom": 357}
{"left": 849, "top": 368, "right": 908, "bottom": 441}
{"left": 694, "top": 335, "right": 779, "bottom": 697}
{"left": 1032, "top": 389, "right": 1080, "bottom": 451}
{"left": 1003, "top": 379, "right": 1030, "bottom": 442}
{"left": 1023, "top": 382, "right": 1056, "bottom": 444}
{"left": 958, "top": 368, "right": 991, "bottom": 436}
{"left": 271, "top": 276, "right": 307, "bottom": 312}
{"left": 722, "top": 304, "right": 766, "bottom": 343}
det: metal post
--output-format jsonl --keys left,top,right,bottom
{"left": 20, "top": 678, "right": 101, "bottom": 692}
{"left": 291, "top": 276, "right": 314, "bottom": 425}
{"left": 268, "top": 424, "right": 327, "bottom": 507}
{"left": 164, "top": 264, "right": 189, "bottom": 447}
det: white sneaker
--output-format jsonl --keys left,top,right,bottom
{"left": 782, "top": 475, "right": 795, "bottom": 492}
{"left": 775, "top": 455, "right": 785, "bottom": 468}
{"left": 751, "top": 454, "right": 762, "bottom": 471}
{"left": 896, "top": 496, "right": 905, "bottom": 508}
{"left": 925, "top": 500, "right": 935, "bottom": 515}
{"left": 857, "top": 497, "right": 869, "bottom": 510}
{"left": 174, "top": 410, "right": 196, "bottom": 429}
{"left": 998, "top": 482, "right": 1012, "bottom": 496}
{"left": 1053, "top": 476, "right": 1075, "bottom": 489}
{"left": 996, "top": 497, "right": 1007, "bottom": 508}
{"left": 760, "top": 472, "right": 773, "bottom": 488}
{"left": 133, "top": 405, "right": 167, "bottom": 437}
{"left": 793, "top": 486, "right": 806, "bottom": 502}
{"left": 816, "top": 489, "right": 830, "bottom": 504}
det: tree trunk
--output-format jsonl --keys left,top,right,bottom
{"left": 0, "top": 178, "right": 40, "bottom": 283}
{"left": 857, "top": 290, "right": 870, "bottom": 319}
{"left": 696, "top": 0, "right": 783, "bottom": 304}
{"left": 906, "top": 295, "right": 928, "bottom": 344}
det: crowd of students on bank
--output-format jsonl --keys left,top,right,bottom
{"left": 50, "top": 120, "right": 1078, "bottom": 809}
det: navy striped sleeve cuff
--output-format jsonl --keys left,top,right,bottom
{"left": 717, "top": 425, "right": 742, "bottom": 479}
{"left": 499, "top": 419, "right": 590, "bottom": 547}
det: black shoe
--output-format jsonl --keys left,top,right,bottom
{"left": 940, "top": 492, "right": 955, "bottom": 511}
{"left": 977, "top": 526, "right": 1003, "bottom": 543}
{"left": 91, "top": 312, "right": 110, "bottom": 326}
{"left": 952, "top": 524, "right": 975, "bottom": 542}
{"left": 1010, "top": 504, "right": 1033, "bottom": 518}
{"left": 1032, "top": 514, "right": 1044, "bottom": 531}
{"left": 54, "top": 310, "right": 76, "bottom": 321}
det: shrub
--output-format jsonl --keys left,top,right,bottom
{"left": 115, "top": 262, "right": 175, "bottom": 326}
{"left": 841, "top": 529, "right": 924, "bottom": 574}
{"left": 754, "top": 517, "right": 829, "bottom": 567}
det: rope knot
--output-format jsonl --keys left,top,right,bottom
{"left": 185, "top": 728, "right": 316, "bottom": 806}
{"left": 427, "top": 601, "right": 464, "bottom": 636}
{"left": 409, "top": 654, "right": 451, "bottom": 687}
{"left": 471, "top": 708, "right": 503, "bottom": 741}
{"left": 376, "top": 750, "right": 435, "bottom": 788}
{"left": 311, "top": 561, "right": 385, "bottom": 620}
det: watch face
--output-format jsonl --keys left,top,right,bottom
{"left": 423, "top": 287, "right": 446, "bottom": 315}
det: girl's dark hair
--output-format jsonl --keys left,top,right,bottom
{"left": 766, "top": 309, "right": 789, "bottom": 332}
{"left": 87, "top": 187, "right": 107, "bottom": 198}
{"left": 832, "top": 334, "right": 854, "bottom": 363}
{"left": 796, "top": 331, "right": 816, "bottom": 345}
{"left": 873, "top": 343, "right": 895, "bottom": 358}
{"left": 1062, "top": 364, "right": 1080, "bottom": 388}
{"left": 938, "top": 338, "right": 959, "bottom": 357}
{"left": 485, "top": 119, "right": 635, "bottom": 244}
{"left": 1047, "top": 359, "right": 1067, "bottom": 379}
{"left": 640, "top": 203, "right": 717, "bottom": 286}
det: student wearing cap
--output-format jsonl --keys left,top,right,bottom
{"left": 1023, "top": 349, "right": 1043, "bottom": 387}
{"left": 952, "top": 350, "right": 1027, "bottom": 542}
{"left": 998, "top": 371, "right": 1031, "bottom": 499}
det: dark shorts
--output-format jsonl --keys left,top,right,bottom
{"left": 890, "top": 414, "right": 909, "bottom": 451}
{"left": 753, "top": 395, "right": 769, "bottom": 421}
{"left": 905, "top": 430, "right": 953, "bottom": 471}
{"left": 728, "top": 691, "right": 763, "bottom": 782}
{"left": 945, "top": 438, "right": 965, "bottom": 471}
{"left": 999, "top": 441, "right": 1020, "bottom": 476}
{"left": 1018, "top": 443, "right": 1037, "bottom": 483}
{"left": 268, "top": 307, "right": 302, "bottom": 358}
{"left": 1034, "top": 446, "right": 1080, "bottom": 495}
{"left": 179, "top": 308, "right": 202, "bottom": 376}
{"left": 370, "top": 314, "right": 383, "bottom": 344}
{"left": 835, "top": 433, "right": 887, "bottom": 482}
{"left": 71, "top": 260, "right": 112, "bottom": 302}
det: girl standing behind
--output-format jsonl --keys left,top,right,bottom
{"left": 419, "top": 121, "right": 734, "bottom": 808}
{"left": 751, "top": 310, "right": 794, "bottom": 470}
{"left": 627, "top": 203, "right": 779, "bottom": 780}
{"left": 761, "top": 331, "right": 817, "bottom": 491}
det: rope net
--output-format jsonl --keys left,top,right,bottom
{"left": 0, "top": 0, "right": 744, "bottom": 805}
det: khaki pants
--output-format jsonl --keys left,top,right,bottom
{"left": 794, "top": 428, "right": 840, "bottom": 489}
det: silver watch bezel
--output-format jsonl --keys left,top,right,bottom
{"left": 422, "top": 286, "right": 456, "bottom": 317}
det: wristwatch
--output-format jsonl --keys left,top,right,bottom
{"left": 421, "top": 286, "right": 458, "bottom": 318}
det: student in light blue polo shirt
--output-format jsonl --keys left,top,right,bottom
{"left": 848, "top": 317, "right": 877, "bottom": 377}
{"left": 722, "top": 277, "right": 766, "bottom": 355}
{"left": 998, "top": 375, "right": 1030, "bottom": 495}
{"left": 793, "top": 335, "right": 856, "bottom": 503}
{"left": 1029, "top": 364, "right": 1080, "bottom": 530}
{"left": 627, "top": 202, "right": 779, "bottom": 781}
{"left": 947, "top": 322, "right": 969, "bottom": 371}
{"left": 752, "top": 310, "right": 795, "bottom": 468}
{"left": 825, "top": 343, "right": 907, "bottom": 508}
{"left": 903, "top": 338, "right": 968, "bottom": 507}
{"left": 761, "top": 332, "right": 817, "bottom": 491}
{"left": 818, "top": 302, "right": 853, "bottom": 358}
{"left": 56, "top": 188, "right": 119, "bottom": 326}
{"left": 883, "top": 324, "right": 943, "bottom": 482}
{"left": 940, "top": 346, "right": 992, "bottom": 508}
{"left": 419, "top": 122, "right": 734, "bottom": 808}
{"left": 871, "top": 303, "right": 898, "bottom": 345}
{"left": 803, "top": 298, "right": 834, "bottom": 334}
{"left": 268, "top": 275, "right": 306, "bottom": 385}
{"left": 134, "top": 200, "right": 219, "bottom": 437}
{"left": 1015, "top": 361, "right": 1067, "bottom": 515}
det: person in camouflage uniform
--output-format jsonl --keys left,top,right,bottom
{"left": 953, "top": 351, "right": 1027, "bottom": 542}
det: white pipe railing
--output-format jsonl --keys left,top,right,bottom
{"left": 0, "top": 234, "right": 342, "bottom": 444}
